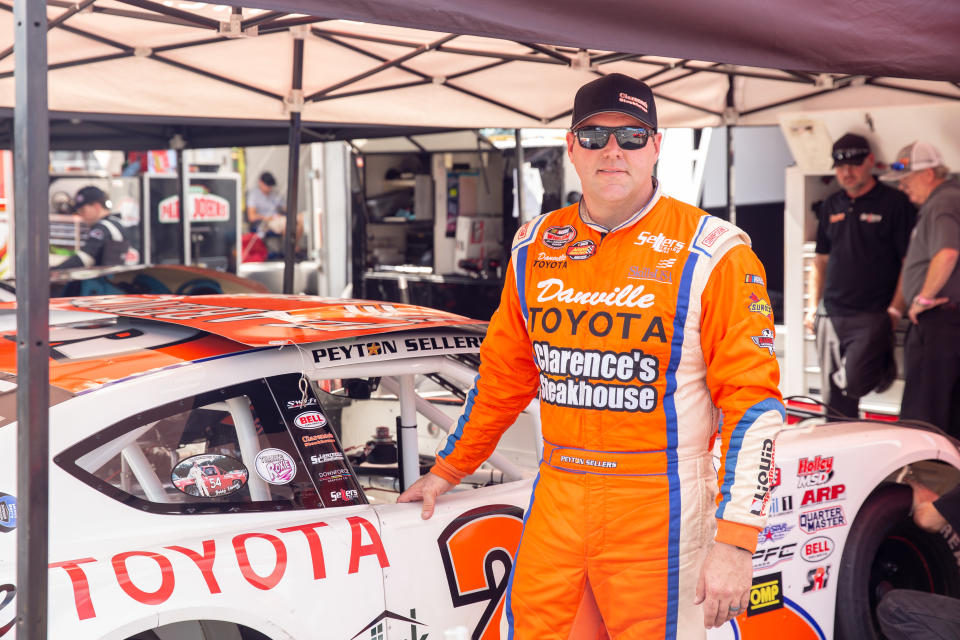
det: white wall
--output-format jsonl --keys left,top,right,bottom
{"left": 702, "top": 126, "right": 795, "bottom": 208}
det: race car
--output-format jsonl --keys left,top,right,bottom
{"left": 0, "top": 294, "right": 956, "bottom": 640}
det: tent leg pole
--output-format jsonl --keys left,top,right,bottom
{"left": 14, "top": 0, "right": 50, "bottom": 637}
{"left": 175, "top": 145, "right": 187, "bottom": 264}
{"left": 283, "top": 36, "right": 305, "bottom": 294}
{"left": 283, "top": 112, "right": 302, "bottom": 294}
{"left": 726, "top": 125, "right": 736, "bottom": 226}
{"left": 514, "top": 129, "right": 525, "bottom": 223}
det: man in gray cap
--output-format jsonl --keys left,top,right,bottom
{"left": 882, "top": 141, "right": 960, "bottom": 437}
{"left": 807, "top": 133, "right": 916, "bottom": 420}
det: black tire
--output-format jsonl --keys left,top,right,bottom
{"left": 834, "top": 483, "right": 960, "bottom": 640}
{"left": 184, "top": 484, "right": 200, "bottom": 496}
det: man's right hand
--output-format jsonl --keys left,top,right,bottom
{"left": 398, "top": 472, "right": 456, "bottom": 519}
{"left": 803, "top": 308, "right": 818, "bottom": 333}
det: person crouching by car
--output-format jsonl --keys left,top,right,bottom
{"left": 54, "top": 185, "right": 139, "bottom": 269}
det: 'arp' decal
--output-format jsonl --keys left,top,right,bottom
{"left": 732, "top": 595, "right": 826, "bottom": 639}
{"left": 438, "top": 505, "right": 524, "bottom": 640}
{"left": 0, "top": 583, "right": 14, "bottom": 637}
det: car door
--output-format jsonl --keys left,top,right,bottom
{"left": 49, "top": 368, "right": 389, "bottom": 640}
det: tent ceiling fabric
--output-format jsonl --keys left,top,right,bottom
{"left": 0, "top": 0, "right": 958, "bottom": 132}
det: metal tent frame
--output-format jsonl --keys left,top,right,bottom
{"left": 10, "top": 1, "right": 960, "bottom": 637}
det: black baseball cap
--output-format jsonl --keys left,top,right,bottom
{"left": 571, "top": 73, "right": 657, "bottom": 130}
{"left": 259, "top": 171, "right": 277, "bottom": 187}
{"left": 69, "top": 185, "right": 109, "bottom": 213}
{"left": 831, "top": 133, "right": 871, "bottom": 167}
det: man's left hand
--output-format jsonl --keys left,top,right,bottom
{"left": 694, "top": 541, "right": 753, "bottom": 629}
{"left": 908, "top": 296, "right": 948, "bottom": 324}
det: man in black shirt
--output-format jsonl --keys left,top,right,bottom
{"left": 877, "top": 480, "right": 960, "bottom": 638}
{"left": 805, "top": 134, "right": 916, "bottom": 419}
{"left": 54, "top": 186, "right": 139, "bottom": 269}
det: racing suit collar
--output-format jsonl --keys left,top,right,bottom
{"left": 578, "top": 177, "right": 662, "bottom": 234}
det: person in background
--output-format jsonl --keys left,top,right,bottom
{"left": 246, "top": 171, "right": 285, "bottom": 235}
{"left": 54, "top": 185, "right": 138, "bottom": 269}
{"left": 882, "top": 141, "right": 960, "bottom": 437}
{"left": 877, "top": 480, "right": 960, "bottom": 638}
{"left": 399, "top": 73, "right": 785, "bottom": 638}
{"left": 806, "top": 133, "right": 916, "bottom": 420}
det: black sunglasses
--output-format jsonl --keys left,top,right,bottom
{"left": 831, "top": 148, "right": 870, "bottom": 163}
{"left": 573, "top": 126, "right": 654, "bottom": 151}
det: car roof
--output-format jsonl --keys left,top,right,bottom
{"left": 0, "top": 294, "right": 485, "bottom": 397}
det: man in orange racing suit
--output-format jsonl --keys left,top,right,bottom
{"left": 400, "top": 74, "right": 785, "bottom": 639}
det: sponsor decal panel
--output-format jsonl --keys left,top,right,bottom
{"left": 618, "top": 92, "right": 648, "bottom": 112}
{"left": 752, "top": 329, "right": 775, "bottom": 356}
{"left": 748, "top": 293, "right": 774, "bottom": 319}
{"left": 329, "top": 489, "right": 360, "bottom": 502}
{"left": 542, "top": 225, "right": 577, "bottom": 248}
{"left": 802, "top": 565, "right": 831, "bottom": 593}
{"left": 566, "top": 239, "right": 597, "bottom": 260}
{"left": 310, "top": 452, "right": 345, "bottom": 465}
{"left": 515, "top": 221, "right": 532, "bottom": 242}
{"left": 753, "top": 543, "right": 796, "bottom": 570}
{"left": 533, "top": 341, "right": 659, "bottom": 412}
{"left": 527, "top": 306, "right": 666, "bottom": 343}
{"left": 749, "top": 439, "right": 775, "bottom": 516}
{"left": 770, "top": 466, "right": 781, "bottom": 492}
{"left": 748, "top": 572, "right": 783, "bottom": 616}
{"left": 745, "top": 274, "right": 766, "bottom": 286}
{"left": 799, "top": 506, "right": 847, "bottom": 534}
{"left": 0, "top": 493, "right": 16, "bottom": 533}
{"left": 48, "top": 516, "right": 390, "bottom": 622}
{"left": 159, "top": 193, "right": 230, "bottom": 223}
{"left": 311, "top": 335, "right": 481, "bottom": 363}
{"left": 535, "top": 278, "right": 656, "bottom": 309}
{"left": 634, "top": 231, "right": 686, "bottom": 253}
{"left": 758, "top": 522, "right": 793, "bottom": 546}
{"left": 829, "top": 212, "right": 845, "bottom": 223}
{"left": 796, "top": 455, "right": 834, "bottom": 488}
{"left": 627, "top": 265, "right": 673, "bottom": 283}
{"left": 439, "top": 506, "right": 525, "bottom": 640}
{"left": 294, "top": 411, "right": 327, "bottom": 430}
{"left": 800, "top": 484, "right": 846, "bottom": 507}
{"left": 700, "top": 226, "right": 728, "bottom": 248}
{"left": 254, "top": 448, "right": 297, "bottom": 485}
{"left": 534, "top": 252, "right": 568, "bottom": 269}
{"left": 286, "top": 397, "right": 318, "bottom": 410}
{"left": 768, "top": 495, "right": 795, "bottom": 517}
{"left": 859, "top": 213, "right": 882, "bottom": 223}
{"left": 301, "top": 433, "right": 335, "bottom": 447}
{"left": 801, "top": 536, "right": 835, "bottom": 563}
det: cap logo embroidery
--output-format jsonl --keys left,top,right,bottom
{"left": 618, "top": 92, "right": 648, "bottom": 112}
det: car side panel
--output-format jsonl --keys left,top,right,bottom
{"left": 377, "top": 481, "right": 533, "bottom": 640}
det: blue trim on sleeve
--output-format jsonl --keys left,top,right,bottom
{"left": 689, "top": 214, "right": 715, "bottom": 258}
{"left": 512, "top": 215, "right": 547, "bottom": 328}
{"left": 716, "top": 398, "right": 786, "bottom": 519}
{"left": 662, "top": 253, "right": 699, "bottom": 640}
{"left": 438, "top": 374, "right": 481, "bottom": 459}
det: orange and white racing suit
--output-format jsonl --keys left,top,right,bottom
{"left": 431, "top": 183, "right": 785, "bottom": 639}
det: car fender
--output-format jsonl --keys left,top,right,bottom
{"left": 713, "top": 421, "right": 960, "bottom": 640}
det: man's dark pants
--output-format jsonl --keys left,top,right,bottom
{"left": 816, "top": 310, "right": 896, "bottom": 420}
{"left": 878, "top": 589, "right": 960, "bottom": 639}
{"left": 900, "top": 306, "right": 960, "bottom": 438}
